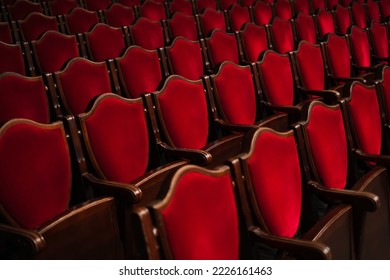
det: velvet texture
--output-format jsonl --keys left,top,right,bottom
{"left": 167, "top": 38, "right": 204, "bottom": 80}
{"left": 117, "top": 0, "right": 142, "bottom": 6}
{"left": 131, "top": 18, "right": 165, "bottom": 50}
{"left": 380, "top": 0, "right": 390, "bottom": 20}
{"left": 366, "top": 0, "right": 381, "bottom": 22}
{"left": 259, "top": 51, "right": 294, "bottom": 106}
{"left": 170, "top": 0, "right": 194, "bottom": 16}
{"left": 168, "top": 13, "right": 198, "bottom": 41}
{"left": 334, "top": 5, "right": 351, "bottom": 35}
{"left": 275, "top": 0, "right": 293, "bottom": 20}
{"left": 118, "top": 46, "right": 163, "bottom": 98}
{"left": 316, "top": 9, "right": 335, "bottom": 38}
{"left": 253, "top": 1, "right": 273, "bottom": 26}
{"left": 370, "top": 22, "right": 389, "bottom": 59}
{"left": 49, "top": 0, "right": 78, "bottom": 16}
{"left": 294, "top": 0, "right": 310, "bottom": 15}
{"left": 106, "top": 3, "right": 136, "bottom": 27}
{"left": 9, "top": 0, "right": 42, "bottom": 20}
{"left": 349, "top": 84, "right": 382, "bottom": 156}
{"left": 33, "top": 31, "right": 80, "bottom": 73}
{"left": 208, "top": 30, "right": 239, "bottom": 68}
{"left": 19, "top": 13, "right": 59, "bottom": 42}
{"left": 247, "top": 131, "right": 301, "bottom": 238}
{"left": 157, "top": 78, "right": 209, "bottom": 149}
{"left": 350, "top": 2, "right": 367, "bottom": 29}
{"left": 82, "top": 95, "right": 149, "bottom": 183}
{"left": 84, "top": 0, "right": 111, "bottom": 11}
{"left": 229, "top": 4, "right": 251, "bottom": 32}
{"left": 326, "top": 34, "right": 351, "bottom": 78}
{"left": 295, "top": 14, "right": 317, "bottom": 44}
{"left": 0, "top": 22, "right": 13, "bottom": 44}
{"left": 86, "top": 24, "right": 126, "bottom": 62}
{"left": 241, "top": 0, "right": 255, "bottom": 6}
{"left": 382, "top": 68, "right": 390, "bottom": 123}
{"left": 350, "top": 27, "right": 371, "bottom": 68}
{"left": 140, "top": 0, "right": 166, "bottom": 21}
{"left": 57, "top": 58, "right": 112, "bottom": 115}
{"left": 196, "top": 0, "right": 217, "bottom": 13}
{"left": 162, "top": 171, "right": 239, "bottom": 260}
{"left": 311, "top": 0, "right": 326, "bottom": 11}
{"left": 0, "top": 121, "right": 71, "bottom": 229}
{"left": 306, "top": 104, "right": 348, "bottom": 189}
{"left": 65, "top": 7, "right": 99, "bottom": 34}
{"left": 220, "top": 0, "right": 238, "bottom": 10}
{"left": 0, "top": 74, "right": 49, "bottom": 124}
{"left": 270, "top": 17, "right": 294, "bottom": 54}
{"left": 0, "top": 42, "right": 26, "bottom": 75}
{"left": 214, "top": 63, "right": 256, "bottom": 125}
{"left": 199, "top": 9, "right": 226, "bottom": 37}
{"left": 241, "top": 23, "right": 269, "bottom": 63}
{"left": 327, "top": 0, "right": 340, "bottom": 9}
{"left": 296, "top": 42, "right": 324, "bottom": 90}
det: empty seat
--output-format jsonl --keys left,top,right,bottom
{"left": 194, "top": 0, "right": 217, "bottom": 14}
{"left": 166, "top": 12, "right": 199, "bottom": 42}
{"left": 368, "top": 21, "right": 390, "bottom": 65}
{"left": 267, "top": 17, "right": 295, "bottom": 54}
{"left": 196, "top": 8, "right": 227, "bottom": 38}
{"left": 350, "top": 1, "right": 367, "bottom": 29}
{"left": 7, "top": 0, "right": 43, "bottom": 21}
{"left": 140, "top": 0, "right": 167, "bottom": 21}
{"left": 0, "top": 41, "right": 32, "bottom": 75}
{"left": 116, "top": 0, "right": 141, "bottom": 7}
{"left": 315, "top": 8, "right": 335, "bottom": 41}
{"left": 365, "top": 0, "right": 381, "bottom": 23}
{"left": 294, "top": 0, "right": 311, "bottom": 16}
{"left": 333, "top": 4, "right": 352, "bottom": 35}
{"left": 82, "top": 0, "right": 111, "bottom": 11}
{"left": 104, "top": 3, "right": 137, "bottom": 28}
{"left": 168, "top": 0, "right": 194, "bottom": 16}
{"left": 18, "top": 12, "right": 60, "bottom": 42}
{"left": 274, "top": 0, "right": 293, "bottom": 20}
{"left": 226, "top": 3, "right": 251, "bottom": 32}
{"left": 239, "top": 22, "right": 270, "bottom": 64}
{"left": 295, "top": 13, "right": 317, "bottom": 45}
{"left": 219, "top": 0, "right": 238, "bottom": 11}
{"left": 64, "top": 7, "right": 100, "bottom": 35}
{"left": 47, "top": 0, "right": 78, "bottom": 16}
{"left": 0, "top": 22, "right": 15, "bottom": 44}
{"left": 252, "top": 1, "right": 273, "bottom": 26}
{"left": 130, "top": 17, "right": 167, "bottom": 50}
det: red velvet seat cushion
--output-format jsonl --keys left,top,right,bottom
{"left": 162, "top": 170, "right": 239, "bottom": 259}
{"left": 296, "top": 42, "right": 325, "bottom": 90}
{"left": 0, "top": 121, "right": 71, "bottom": 229}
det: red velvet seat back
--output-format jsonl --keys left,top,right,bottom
{"left": 155, "top": 77, "right": 209, "bottom": 149}
{"left": 258, "top": 51, "right": 294, "bottom": 106}
{"left": 252, "top": 1, "right": 273, "bottom": 26}
{"left": 0, "top": 73, "right": 49, "bottom": 125}
{"left": 326, "top": 0, "right": 339, "bottom": 10}
{"left": 32, "top": 31, "right": 80, "bottom": 73}
{"left": 274, "top": 0, "right": 293, "bottom": 20}
{"left": 0, "top": 120, "right": 71, "bottom": 229}
{"left": 0, "top": 22, "right": 13, "bottom": 44}
{"left": 166, "top": 37, "right": 204, "bottom": 80}
{"left": 316, "top": 9, "right": 335, "bottom": 39}
{"left": 199, "top": 8, "right": 226, "bottom": 37}
{"left": 79, "top": 94, "right": 149, "bottom": 183}
{"left": 131, "top": 18, "right": 165, "bottom": 50}
{"left": 8, "top": 0, "right": 42, "bottom": 20}
{"left": 170, "top": 0, "right": 194, "bottom": 16}
{"left": 294, "top": 0, "right": 311, "bottom": 15}
{"left": 195, "top": 0, "right": 217, "bottom": 13}
{"left": 312, "top": 0, "right": 326, "bottom": 12}
{"left": 160, "top": 166, "right": 239, "bottom": 259}
{"left": 117, "top": 46, "right": 163, "bottom": 98}
{"left": 295, "top": 13, "right": 317, "bottom": 44}
{"left": 117, "top": 0, "right": 142, "bottom": 7}
{"left": 326, "top": 34, "right": 351, "bottom": 79}
{"left": 370, "top": 22, "right": 389, "bottom": 59}
{"left": 350, "top": 27, "right": 371, "bottom": 68}
{"left": 48, "top": 0, "right": 78, "bottom": 16}
{"left": 86, "top": 24, "right": 126, "bottom": 62}
{"left": 350, "top": 2, "right": 367, "bottom": 29}
{"left": 246, "top": 129, "right": 301, "bottom": 238}
{"left": 207, "top": 30, "right": 239, "bottom": 68}
{"left": 56, "top": 58, "right": 112, "bottom": 115}
{"left": 140, "top": 0, "right": 166, "bottom": 21}
{"left": 19, "top": 13, "right": 59, "bottom": 42}
{"left": 212, "top": 62, "right": 257, "bottom": 125}
{"left": 306, "top": 103, "right": 348, "bottom": 189}
{"left": 295, "top": 42, "right": 325, "bottom": 91}
{"left": 64, "top": 7, "right": 99, "bottom": 34}
{"left": 105, "top": 3, "right": 136, "bottom": 27}
{"left": 0, "top": 42, "right": 26, "bottom": 75}
{"left": 84, "top": 0, "right": 111, "bottom": 11}
{"left": 381, "top": 67, "right": 390, "bottom": 123}
{"left": 219, "top": 0, "right": 238, "bottom": 11}
{"left": 228, "top": 4, "right": 251, "bottom": 32}
{"left": 380, "top": 0, "right": 390, "bottom": 20}
{"left": 168, "top": 13, "right": 198, "bottom": 41}
{"left": 270, "top": 17, "right": 295, "bottom": 54}
{"left": 334, "top": 5, "right": 352, "bottom": 35}
{"left": 366, "top": 0, "right": 381, "bottom": 23}
{"left": 348, "top": 83, "right": 382, "bottom": 156}
{"left": 241, "top": 0, "right": 255, "bottom": 6}
{"left": 241, "top": 23, "right": 269, "bottom": 63}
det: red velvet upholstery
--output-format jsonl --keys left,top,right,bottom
{"left": 350, "top": 2, "right": 367, "bottom": 29}
{"left": 380, "top": 0, "right": 390, "bottom": 20}
{"left": 274, "top": 0, "right": 293, "bottom": 20}
{"left": 366, "top": 0, "right": 381, "bottom": 23}
{"left": 84, "top": 0, "right": 111, "bottom": 11}
{"left": 8, "top": 0, "right": 42, "bottom": 20}
{"left": 252, "top": 1, "right": 273, "bottom": 26}
{"left": 350, "top": 27, "right": 371, "bottom": 68}
{"left": 381, "top": 67, "right": 390, "bottom": 122}
{"left": 241, "top": 23, "right": 269, "bottom": 63}
{"left": 64, "top": 7, "right": 99, "bottom": 34}
{"left": 316, "top": 9, "right": 335, "bottom": 39}
{"left": 161, "top": 168, "right": 239, "bottom": 260}
{"left": 247, "top": 130, "right": 301, "bottom": 238}
{"left": 0, "top": 42, "right": 26, "bottom": 75}
{"left": 341, "top": 0, "right": 353, "bottom": 6}
{"left": 156, "top": 77, "right": 209, "bottom": 149}
{"left": 117, "top": 0, "right": 141, "bottom": 7}
{"left": 105, "top": 3, "right": 136, "bottom": 27}
{"left": 56, "top": 58, "right": 112, "bottom": 115}
{"left": 80, "top": 94, "right": 149, "bottom": 183}
{"left": 334, "top": 5, "right": 352, "bottom": 35}
{"left": 348, "top": 83, "right": 382, "bottom": 156}
{"left": 170, "top": 0, "right": 194, "bottom": 16}
{"left": 117, "top": 46, "right": 163, "bottom": 98}
{"left": 213, "top": 62, "right": 257, "bottom": 125}
{"left": 48, "top": 0, "right": 78, "bottom": 16}
{"left": 166, "top": 37, "right": 204, "bottom": 80}
{"left": 228, "top": 4, "right": 251, "bottom": 32}
{"left": 370, "top": 22, "right": 389, "bottom": 60}
{"left": 219, "top": 0, "right": 238, "bottom": 10}
{"left": 325, "top": 34, "right": 351, "bottom": 79}
{"left": 294, "top": 0, "right": 311, "bottom": 15}
{"left": 326, "top": 0, "right": 339, "bottom": 10}
{"left": 241, "top": 0, "right": 255, "bottom": 6}
{"left": 269, "top": 17, "right": 295, "bottom": 54}
{"left": 0, "top": 73, "right": 49, "bottom": 125}
{"left": 19, "top": 13, "right": 59, "bottom": 42}
{"left": 0, "top": 120, "right": 71, "bottom": 229}
{"left": 195, "top": 0, "right": 217, "bottom": 13}
{"left": 258, "top": 51, "right": 294, "bottom": 106}
{"left": 306, "top": 104, "right": 348, "bottom": 189}
{"left": 199, "top": 8, "right": 226, "bottom": 37}
{"left": 32, "top": 31, "right": 80, "bottom": 73}
{"left": 312, "top": 0, "right": 326, "bottom": 12}
{"left": 86, "top": 24, "right": 126, "bottom": 62}
{"left": 295, "top": 42, "right": 325, "bottom": 91}
{"left": 168, "top": 13, "right": 198, "bottom": 41}
{"left": 207, "top": 30, "right": 239, "bottom": 68}
{"left": 295, "top": 14, "right": 317, "bottom": 44}
{"left": 131, "top": 17, "right": 165, "bottom": 50}
{"left": 0, "top": 22, "right": 13, "bottom": 44}
{"left": 140, "top": 0, "right": 166, "bottom": 21}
